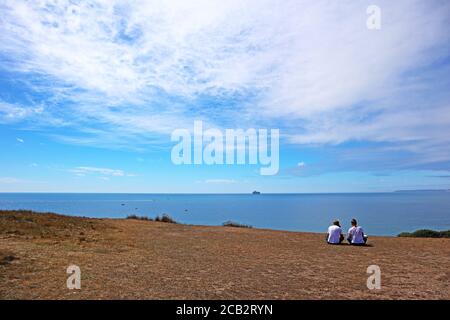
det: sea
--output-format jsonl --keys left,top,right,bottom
{"left": 1, "top": 192, "right": 450, "bottom": 236}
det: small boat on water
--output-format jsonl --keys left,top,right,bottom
{"left": 252, "top": 191, "right": 261, "bottom": 195}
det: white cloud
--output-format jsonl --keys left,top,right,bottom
{"left": 0, "top": 177, "right": 25, "bottom": 184}
{"left": 198, "top": 179, "right": 238, "bottom": 184}
{"left": 70, "top": 166, "right": 132, "bottom": 177}
{"left": 0, "top": 0, "right": 449, "bottom": 166}
{"left": 0, "top": 177, "right": 44, "bottom": 184}
{"left": 16, "top": 137, "right": 24, "bottom": 143}
{"left": 0, "top": 177, "right": 48, "bottom": 192}
{"left": 0, "top": 101, "right": 43, "bottom": 123}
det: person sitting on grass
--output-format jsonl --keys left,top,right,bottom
{"left": 326, "top": 220, "right": 344, "bottom": 244}
{"left": 347, "top": 218, "right": 368, "bottom": 245}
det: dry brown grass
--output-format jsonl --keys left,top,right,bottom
{"left": 0, "top": 210, "right": 449, "bottom": 300}
{"left": 0, "top": 210, "right": 106, "bottom": 239}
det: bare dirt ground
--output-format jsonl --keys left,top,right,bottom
{"left": 1, "top": 210, "right": 449, "bottom": 300}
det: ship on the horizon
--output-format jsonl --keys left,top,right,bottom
{"left": 252, "top": 191, "right": 261, "bottom": 195}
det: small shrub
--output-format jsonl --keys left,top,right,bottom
{"left": 0, "top": 254, "right": 16, "bottom": 266}
{"left": 222, "top": 221, "right": 252, "bottom": 228}
{"left": 398, "top": 229, "right": 450, "bottom": 238}
{"left": 155, "top": 214, "right": 177, "bottom": 224}
{"left": 126, "top": 214, "right": 153, "bottom": 221}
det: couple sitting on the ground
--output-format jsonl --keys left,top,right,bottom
{"left": 326, "top": 218, "right": 368, "bottom": 245}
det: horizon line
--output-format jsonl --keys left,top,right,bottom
{"left": 1, "top": 190, "right": 449, "bottom": 195}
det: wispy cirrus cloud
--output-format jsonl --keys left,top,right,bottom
{"left": 0, "top": 177, "right": 45, "bottom": 184}
{"left": 204, "top": 179, "right": 238, "bottom": 184}
{"left": 1, "top": 0, "right": 450, "bottom": 172}
{"left": 70, "top": 166, "right": 134, "bottom": 177}
{"left": 0, "top": 177, "right": 27, "bottom": 184}
{"left": 0, "top": 101, "right": 43, "bottom": 123}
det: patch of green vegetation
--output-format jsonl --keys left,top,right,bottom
{"left": 222, "top": 221, "right": 253, "bottom": 228}
{"left": 127, "top": 213, "right": 178, "bottom": 223}
{"left": 155, "top": 214, "right": 178, "bottom": 224}
{"left": 398, "top": 229, "right": 450, "bottom": 238}
{"left": 126, "top": 214, "right": 153, "bottom": 221}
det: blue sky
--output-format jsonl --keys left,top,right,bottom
{"left": 1, "top": 0, "right": 450, "bottom": 193}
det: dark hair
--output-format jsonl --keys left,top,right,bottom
{"left": 333, "top": 220, "right": 341, "bottom": 227}
{"left": 351, "top": 218, "right": 357, "bottom": 226}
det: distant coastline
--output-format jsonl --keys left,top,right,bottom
{"left": 394, "top": 189, "right": 450, "bottom": 193}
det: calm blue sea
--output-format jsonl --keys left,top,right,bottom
{"left": 1, "top": 192, "right": 450, "bottom": 236}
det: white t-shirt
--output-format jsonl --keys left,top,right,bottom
{"left": 327, "top": 225, "right": 342, "bottom": 244}
{"left": 348, "top": 226, "right": 365, "bottom": 244}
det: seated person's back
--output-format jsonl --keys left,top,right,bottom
{"left": 327, "top": 221, "right": 343, "bottom": 244}
{"left": 347, "top": 219, "right": 367, "bottom": 244}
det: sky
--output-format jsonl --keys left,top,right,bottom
{"left": 0, "top": 0, "right": 450, "bottom": 193}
